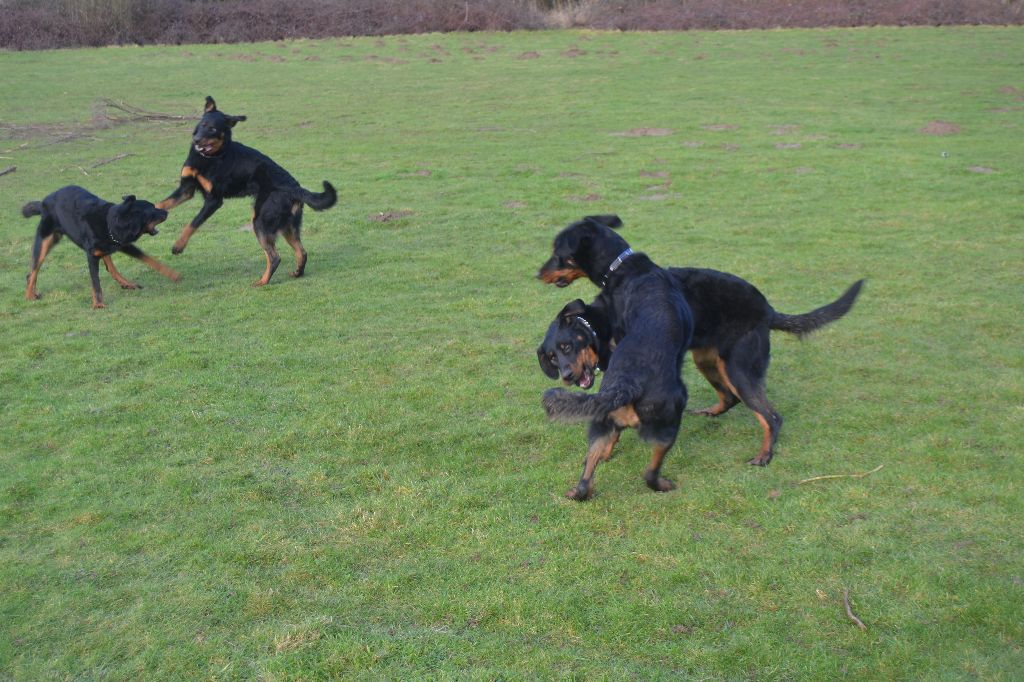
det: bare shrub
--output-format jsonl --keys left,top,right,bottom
{"left": 0, "top": 0, "right": 1020, "bottom": 50}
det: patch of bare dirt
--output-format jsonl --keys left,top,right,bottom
{"left": 518, "top": 51, "right": 540, "bottom": 59}
{"left": 836, "top": 143, "right": 862, "bottom": 149}
{"left": 561, "top": 47, "right": 587, "bottom": 57}
{"left": 770, "top": 124, "right": 801, "bottom": 135}
{"left": 609, "top": 128, "right": 673, "bottom": 137}
{"left": 504, "top": 200, "right": 526, "bottom": 209}
{"left": 567, "top": 193, "right": 602, "bottom": 202}
{"left": 640, "top": 170, "right": 669, "bottom": 178}
{"left": 775, "top": 143, "right": 802, "bottom": 149}
{"left": 920, "top": 121, "right": 961, "bottom": 135}
{"left": 968, "top": 166, "right": 995, "bottom": 174}
{"left": 369, "top": 210, "right": 414, "bottom": 222}
{"left": 702, "top": 124, "right": 737, "bottom": 132}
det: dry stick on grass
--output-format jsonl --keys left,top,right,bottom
{"left": 91, "top": 153, "right": 134, "bottom": 168}
{"left": 798, "top": 464, "right": 884, "bottom": 485}
{"left": 0, "top": 166, "right": 15, "bottom": 177}
{"left": 97, "top": 99, "right": 192, "bottom": 124}
{"left": 843, "top": 588, "right": 867, "bottom": 631}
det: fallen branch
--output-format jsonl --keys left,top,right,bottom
{"left": 91, "top": 153, "right": 134, "bottom": 168}
{"left": 798, "top": 464, "right": 884, "bottom": 485}
{"left": 0, "top": 165, "right": 15, "bottom": 177}
{"left": 97, "top": 99, "right": 192, "bottom": 124}
{"left": 843, "top": 588, "right": 867, "bottom": 631}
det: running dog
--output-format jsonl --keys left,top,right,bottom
{"left": 157, "top": 96, "right": 337, "bottom": 286}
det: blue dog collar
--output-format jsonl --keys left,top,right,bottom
{"left": 603, "top": 248, "right": 634, "bottom": 285}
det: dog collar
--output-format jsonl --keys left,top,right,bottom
{"left": 575, "top": 316, "right": 601, "bottom": 375}
{"left": 602, "top": 248, "right": 634, "bottom": 286}
{"left": 577, "top": 315, "right": 596, "bottom": 341}
{"left": 107, "top": 228, "right": 122, "bottom": 245}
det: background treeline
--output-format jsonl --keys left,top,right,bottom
{"left": 1, "top": 0, "right": 1022, "bottom": 49}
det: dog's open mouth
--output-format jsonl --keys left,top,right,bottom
{"left": 193, "top": 139, "right": 221, "bottom": 156}
{"left": 145, "top": 212, "right": 168, "bottom": 235}
{"left": 569, "top": 366, "right": 595, "bottom": 390}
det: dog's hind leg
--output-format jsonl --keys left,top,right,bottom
{"left": 252, "top": 231, "right": 281, "bottom": 287}
{"left": 282, "top": 204, "right": 307, "bottom": 278}
{"left": 566, "top": 420, "right": 619, "bottom": 501}
{"left": 643, "top": 441, "right": 678, "bottom": 492}
{"left": 718, "top": 332, "right": 782, "bottom": 466}
{"left": 25, "top": 229, "right": 57, "bottom": 301}
{"left": 691, "top": 347, "right": 740, "bottom": 416}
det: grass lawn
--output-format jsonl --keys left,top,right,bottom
{"left": 1, "top": 26, "right": 1022, "bottom": 679}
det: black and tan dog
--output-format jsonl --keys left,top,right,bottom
{"left": 22, "top": 185, "right": 177, "bottom": 309}
{"left": 538, "top": 215, "right": 864, "bottom": 467}
{"left": 157, "top": 96, "right": 337, "bottom": 286}
{"left": 540, "top": 216, "right": 694, "bottom": 501}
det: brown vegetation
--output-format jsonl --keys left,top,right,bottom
{"left": 0, "top": 0, "right": 1021, "bottom": 50}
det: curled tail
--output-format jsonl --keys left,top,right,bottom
{"left": 543, "top": 381, "right": 641, "bottom": 423}
{"left": 770, "top": 279, "right": 865, "bottom": 338}
{"left": 21, "top": 201, "right": 42, "bottom": 218}
{"left": 298, "top": 181, "right": 337, "bottom": 211}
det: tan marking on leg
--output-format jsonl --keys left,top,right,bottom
{"left": 102, "top": 256, "right": 139, "bottom": 289}
{"left": 645, "top": 443, "right": 677, "bottom": 492}
{"left": 25, "top": 234, "right": 56, "bottom": 300}
{"left": 281, "top": 230, "right": 307, "bottom": 278}
{"left": 137, "top": 255, "right": 181, "bottom": 281}
{"left": 692, "top": 347, "right": 735, "bottom": 415}
{"left": 750, "top": 412, "right": 774, "bottom": 466}
{"left": 172, "top": 224, "right": 196, "bottom": 254}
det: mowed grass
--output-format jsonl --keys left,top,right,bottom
{"left": 1, "top": 26, "right": 1021, "bottom": 679}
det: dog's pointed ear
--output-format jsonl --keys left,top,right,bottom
{"left": 204, "top": 96, "right": 217, "bottom": 113}
{"left": 559, "top": 299, "right": 587, "bottom": 323}
{"left": 121, "top": 195, "right": 136, "bottom": 204}
{"left": 584, "top": 215, "right": 622, "bottom": 229}
{"left": 225, "top": 115, "right": 247, "bottom": 127}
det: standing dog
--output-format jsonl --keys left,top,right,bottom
{"left": 538, "top": 215, "right": 864, "bottom": 466}
{"left": 22, "top": 186, "right": 176, "bottom": 308}
{"left": 157, "top": 96, "right": 337, "bottom": 286}
{"left": 540, "top": 216, "right": 693, "bottom": 500}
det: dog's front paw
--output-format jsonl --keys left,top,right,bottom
{"left": 171, "top": 243, "right": 186, "bottom": 255}
{"left": 92, "top": 301, "right": 107, "bottom": 310}
{"left": 542, "top": 387, "right": 567, "bottom": 417}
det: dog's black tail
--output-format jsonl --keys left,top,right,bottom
{"left": 297, "top": 181, "right": 337, "bottom": 211}
{"left": 21, "top": 201, "right": 42, "bottom": 218}
{"left": 543, "top": 380, "right": 641, "bottom": 423}
{"left": 770, "top": 279, "right": 865, "bottom": 338}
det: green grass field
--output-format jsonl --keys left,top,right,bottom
{"left": 1, "top": 26, "right": 1022, "bottom": 679}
